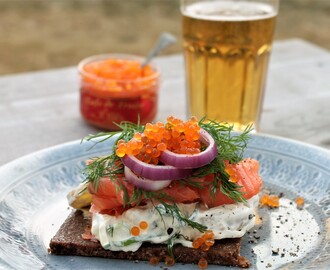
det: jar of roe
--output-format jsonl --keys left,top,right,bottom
{"left": 78, "top": 54, "right": 160, "bottom": 130}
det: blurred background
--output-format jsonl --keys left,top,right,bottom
{"left": 1, "top": 0, "right": 329, "bottom": 75}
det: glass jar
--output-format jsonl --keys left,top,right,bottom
{"left": 78, "top": 54, "right": 160, "bottom": 130}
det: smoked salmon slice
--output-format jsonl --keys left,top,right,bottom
{"left": 88, "top": 158, "right": 262, "bottom": 214}
{"left": 161, "top": 181, "right": 200, "bottom": 203}
{"left": 88, "top": 176, "right": 134, "bottom": 215}
{"left": 199, "top": 158, "right": 262, "bottom": 207}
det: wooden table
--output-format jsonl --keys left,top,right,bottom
{"left": 1, "top": 39, "right": 329, "bottom": 166}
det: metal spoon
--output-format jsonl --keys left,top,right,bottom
{"left": 141, "top": 32, "right": 177, "bottom": 68}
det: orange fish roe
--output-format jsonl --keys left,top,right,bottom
{"left": 139, "top": 220, "right": 149, "bottom": 230}
{"left": 201, "top": 243, "right": 210, "bottom": 251}
{"left": 259, "top": 194, "right": 280, "bottom": 208}
{"left": 202, "top": 230, "right": 215, "bottom": 240}
{"left": 295, "top": 196, "right": 305, "bottom": 209}
{"left": 192, "top": 237, "right": 204, "bottom": 249}
{"left": 149, "top": 256, "right": 160, "bottom": 266}
{"left": 259, "top": 194, "right": 268, "bottom": 206}
{"left": 204, "top": 238, "right": 215, "bottom": 247}
{"left": 83, "top": 58, "right": 156, "bottom": 82}
{"left": 164, "top": 255, "right": 175, "bottom": 266}
{"left": 116, "top": 116, "right": 202, "bottom": 164}
{"left": 192, "top": 230, "right": 215, "bottom": 251}
{"left": 198, "top": 258, "right": 208, "bottom": 269}
{"left": 130, "top": 226, "right": 140, "bottom": 236}
{"left": 79, "top": 55, "right": 160, "bottom": 130}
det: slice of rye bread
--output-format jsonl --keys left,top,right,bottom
{"left": 49, "top": 210, "right": 251, "bottom": 268}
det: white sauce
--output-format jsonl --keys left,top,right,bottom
{"left": 91, "top": 195, "right": 259, "bottom": 252}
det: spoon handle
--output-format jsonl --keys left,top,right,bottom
{"left": 141, "top": 32, "right": 177, "bottom": 68}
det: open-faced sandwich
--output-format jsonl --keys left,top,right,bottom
{"left": 49, "top": 116, "right": 262, "bottom": 269}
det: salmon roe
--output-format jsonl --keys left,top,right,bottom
{"left": 139, "top": 220, "right": 149, "bottom": 230}
{"left": 202, "top": 230, "right": 215, "bottom": 240}
{"left": 201, "top": 243, "right": 210, "bottom": 251}
{"left": 149, "top": 256, "right": 160, "bottom": 266}
{"left": 83, "top": 58, "right": 156, "bottom": 82}
{"left": 204, "top": 238, "right": 215, "bottom": 247}
{"left": 164, "top": 255, "right": 175, "bottom": 266}
{"left": 79, "top": 55, "right": 159, "bottom": 130}
{"left": 198, "top": 258, "right": 208, "bottom": 269}
{"left": 259, "top": 194, "right": 280, "bottom": 208}
{"left": 192, "top": 230, "right": 215, "bottom": 251}
{"left": 192, "top": 237, "right": 204, "bottom": 249}
{"left": 295, "top": 196, "right": 305, "bottom": 209}
{"left": 116, "top": 116, "right": 202, "bottom": 164}
{"left": 130, "top": 226, "right": 140, "bottom": 236}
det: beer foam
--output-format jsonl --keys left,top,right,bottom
{"left": 182, "top": 1, "right": 277, "bottom": 21}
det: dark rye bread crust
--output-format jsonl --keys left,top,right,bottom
{"left": 49, "top": 210, "right": 250, "bottom": 268}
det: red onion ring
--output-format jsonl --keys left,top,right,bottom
{"left": 159, "top": 128, "right": 218, "bottom": 169}
{"left": 124, "top": 166, "right": 172, "bottom": 191}
{"left": 122, "top": 154, "right": 193, "bottom": 180}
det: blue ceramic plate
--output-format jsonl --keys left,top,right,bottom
{"left": 0, "top": 134, "right": 329, "bottom": 270}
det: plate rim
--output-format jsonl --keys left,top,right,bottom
{"left": 0, "top": 132, "right": 329, "bottom": 270}
{"left": 1, "top": 132, "right": 330, "bottom": 171}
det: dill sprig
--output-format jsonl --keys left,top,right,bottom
{"left": 124, "top": 188, "right": 207, "bottom": 232}
{"left": 167, "top": 233, "right": 187, "bottom": 259}
{"left": 167, "top": 233, "right": 177, "bottom": 259}
{"left": 83, "top": 121, "right": 144, "bottom": 150}
{"left": 126, "top": 187, "right": 174, "bottom": 206}
{"left": 158, "top": 202, "right": 207, "bottom": 233}
{"left": 83, "top": 154, "right": 123, "bottom": 192}
{"left": 195, "top": 119, "right": 252, "bottom": 202}
{"left": 199, "top": 118, "right": 252, "bottom": 163}
{"left": 82, "top": 121, "right": 143, "bottom": 191}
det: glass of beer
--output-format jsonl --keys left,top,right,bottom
{"left": 181, "top": 0, "right": 279, "bottom": 131}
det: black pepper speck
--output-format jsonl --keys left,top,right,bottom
{"left": 167, "top": 228, "right": 173, "bottom": 235}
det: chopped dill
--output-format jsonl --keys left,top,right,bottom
{"left": 107, "top": 225, "right": 114, "bottom": 237}
{"left": 167, "top": 233, "right": 187, "bottom": 259}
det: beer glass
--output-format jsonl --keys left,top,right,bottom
{"left": 181, "top": 0, "right": 279, "bottom": 131}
